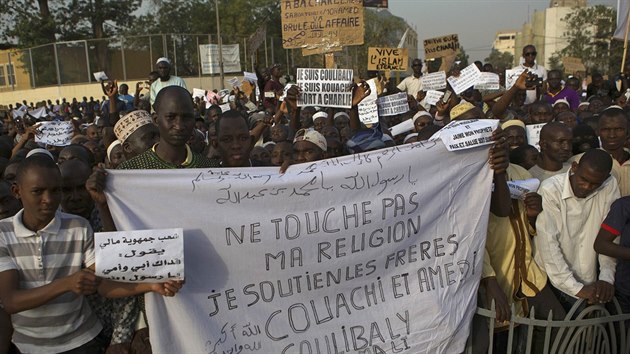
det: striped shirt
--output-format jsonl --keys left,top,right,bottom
{"left": 0, "top": 210, "right": 102, "bottom": 353}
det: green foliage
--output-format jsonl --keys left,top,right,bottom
{"left": 484, "top": 48, "right": 514, "bottom": 70}
{"left": 456, "top": 47, "right": 469, "bottom": 67}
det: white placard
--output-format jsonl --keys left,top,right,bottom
{"left": 447, "top": 64, "right": 482, "bottom": 95}
{"left": 192, "top": 88, "right": 206, "bottom": 99}
{"left": 377, "top": 92, "right": 410, "bottom": 116}
{"left": 505, "top": 68, "right": 525, "bottom": 90}
{"left": 28, "top": 107, "right": 48, "bottom": 119}
{"left": 357, "top": 78, "right": 379, "bottom": 125}
{"left": 104, "top": 141, "right": 493, "bottom": 354}
{"left": 219, "top": 103, "right": 231, "bottom": 113}
{"left": 93, "top": 71, "right": 108, "bottom": 82}
{"left": 425, "top": 90, "right": 445, "bottom": 106}
{"left": 199, "top": 44, "right": 242, "bottom": 75}
{"left": 34, "top": 121, "right": 74, "bottom": 147}
{"left": 297, "top": 68, "right": 353, "bottom": 109}
{"left": 95, "top": 228, "right": 184, "bottom": 283}
{"left": 507, "top": 179, "right": 541, "bottom": 200}
{"left": 243, "top": 71, "right": 258, "bottom": 82}
{"left": 421, "top": 71, "right": 447, "bottom": 91}
{"left": 279, "top": 83, "right": 297, "bottom": 102}
{"left": 390, "top": 118, "right": 415, "bottom": 136}
{"left": 228, "top": 77, "right": 240, "bottom": 88}
{"left": 434, "top": 119, "right": 499, "bottom": 151}
{"left": 526, "top": 123, "right": 545, "bottom": 151}
{"left": 474, "top": 72, "right": 500, "bottom": 90}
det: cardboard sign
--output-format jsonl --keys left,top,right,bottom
{"left": 357, "top": 78, "right": 379, "bottom": 124}
{"left": 377, "top": 92, "right": 409, "bottom": 116}
{"left": 247, "top": 24, "right": 267, "bottom": 56}
{"left": 302, "top": 45, "right": 343, "bottom": 57}
{"left": 433, "top": 119, "right": 499, "bottom": 151}
{"left": 367, "top": 47, "right": 408, "bottom": 71}
{"left": 421, "top": 71, "right": 447, "bottom": 91}
{"left": 563, "top": 57, "right": 586, "bottom": 74}
{"left": 447, "top": 63, "right": 481, "bottom": 95}
{"left": 425, "top": 90, "right": 445, "bottom": 106}
{"left": 281, "top": 0, "right": 364, "bottom": 51}
{"left": 526, "top": 123, "right": 545, "bottom": 151}
{"left": 424, "top": 34, "right": 460, "bottom": 59}
{"left": 296, "top": 68, "right": 353, "bottom": 108}
{"left": 34, "top": 121, "right": 74, "bottom": 147}
{"left": 474, "top": 72, "right": 500, "bottom": 90}
{"left": 105, "top": 140, "right": 493, "bottom": 354}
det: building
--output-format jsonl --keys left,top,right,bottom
{"left": 0, "top": 49, "right": 30, "bottom": 93}
{"left": 493, "top": 31, "right": 518, "bottom": 56}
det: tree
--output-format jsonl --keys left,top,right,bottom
{"left": 455, "top": 46, "right": 469, "bottom": 67}
{"left": 553, "top": 5, "right": 619, "bottom": 75}
{"left": 484, "top": 48, "right": 514, "bottom": 70}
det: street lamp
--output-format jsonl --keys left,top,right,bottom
{"left": 215, "top": 0, "right": 225, "bottom": 89}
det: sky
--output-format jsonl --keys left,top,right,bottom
{"left": 386, "top": 0, "right": 618, "bottom": 62}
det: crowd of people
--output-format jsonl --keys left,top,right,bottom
{"left": 1, "top": 45, "right": 630, "bottom": 353}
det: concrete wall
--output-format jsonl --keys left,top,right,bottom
{"left": 0, "top": 76, "right": 228, "bottom": 106}
{"left": 543, "top": 7, "right": 572, "bottom": 68}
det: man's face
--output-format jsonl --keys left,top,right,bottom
{"left": 271, "top": 142, "right": 292, "bottom": 166}
{"left": 13, "top": 166, "right": 62, "bottom": 228}
{"left": 108, "top": 144, "right": 125, "bottom": 169}
{"left": 334, "top": 117, "right": 349, "bottom": 132}
{"left": 293, "top": 140, "right": 323, "bottom": 164}
{"left": 505, "top": 126, "right": 526, "bottom": 150}
{"left": 271, "top": 125, "right": 288, "bottom": 142}
{"left": 541, "top": 128, "right": 572, "bottom": 163}
{"left": 215, "top": 117, "right": 253, "bottom": 167}
{"left": 321, "top": 126, "right": 340, "bottom": 141}
{"left": 566, "top": 78, "right": 580, "bottom": 92}
{"left": 0, "top": 182, "right": 21, "bottom": 219}
{"left": 58, "top": 146, "right": 90, "bottom": 166}
{"left": 599, "top": 116, "right": 628, "bottom": 152}
{"left": 556, "top": 112, "right": 577, "bottom": 129}
{"left": 2, "top": 163, "right": 18, "bottom": 185}
{"left": 86, "top": 125, "right": 100, "bottom": 141}
{"left": 414, "top": 116, "right": 432, "bottom": 132}
{"left": 411, "top": 60, "right": 422, "bottom": 76}
{"left": 157, "top": 62, "right": 171, "bottom": 80}
{"left": 207, "top": 108, "right": 221, "bottom": 123}
{"left": 523, "top": 46, "right": 537, "bottom": 66}
{"left": 83, "top": 141, "right": 105, "bottom": 164}
{"left": 313, "top": 117, "right": 326, "bottom": 133}
{"left": 529, "top": 105, "right": 553, "bottom": 124}
{"left": 547, "top": 72, "right": 562, "bottom": 91}
{"left": 60, "top": 165, "right": 94, "bottom": 219}
{"left": 250, "top": 147, "right": 270, "bottom": 164}
{"left": 326, "top": 139, "right": 343, "bottom": 158}
{"left": 156, "top": 95, "right": 195, "bottom": 147}
{"left": 570, "top": 163, "right": 609, "bottom": 198}
{"left": 125, "top": 124, "right": 160, "bottom": 159}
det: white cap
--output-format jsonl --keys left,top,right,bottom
{"left": 552, "top": 98, "right": 570, "bottom": 108}
{"left": 26, "top": 148, "right": 54, "bottom": 160}
{"left": 294, "top": 128, "right": 327, "bottom": 151}
{"left": 313, "top": 111, "right": 328, "bottom": 120}
{"left": 156, "top": 57, "right": 171, "bottom": 65}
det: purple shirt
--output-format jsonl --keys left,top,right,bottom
{"left": 544, "top": 87, "right": 581, "bottom": 110}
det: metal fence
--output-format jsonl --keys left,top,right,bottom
{"left": 465, "top": 298, "right": 630, "bottom": 354}
{"left": 6, "top": 33, "right": 363, "bottom": 90}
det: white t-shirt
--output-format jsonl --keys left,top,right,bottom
{"left": 150, "top": 76, "right": 188, "bottom": 105}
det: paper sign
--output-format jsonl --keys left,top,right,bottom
{"left": 505, "top": 68, "right": 525, "bottom": 90}
{"left": 424, "top": 34, "right": 460, "bottom": 59}
{"left": 199, "top": 44, "right": 242, "bottom": 75}
{"left": 95, "top": 228, "right": 184, "bottom": 283}
{"left": 507, "top": 179, "right": 541, "bottom": 200}
{"left": 367, "top": 47, "right": 408, "bottom": 71}
{"left": 390, "top": 118, "right": 415, "bottom": 136}
{"left": 447, "top": 63, "right": 481, "bottom": 95}
{"left": 526, "top": 123, "right": 545, "bottom": 151}
{"left": 220, "top": 103, "right": 231, "bottom": 113}
{"left": 434, "top": 119, "right": 499, "bottom": 151}
{"left": 421, "top": 71, "right": 447, "bottom": 91}
{"left": 281, "top": 0, "right": 364, "bottom": 51}
{"left": 28, "top": 107, "right": 48, "bottom": 119}
{"left": 297, "top": 68, "right": 353, "bottom": 109}
{"left": 279, "top": 83, "right": 297, "bottom": 102}
{"left": 357, "top": 78, "right": 379, "bottom": 124}
{"left": 34, "top": 121, "right": 74, "bottom": 147}
{"left": 192, "top": 88, "right": 206, "bottom": 99}
{"left": 563, "top": 57, "right": 586, "bottom": 74}
{"left": 228, "top": 77, "right": 240, "bottom": 88}
{"left": 474, "top": 72, "right": 500, "bottom": 90}
{"left": 243, "top": 71, "right": 258, "bottom": 82}
{"left": 93, "top": 71, "right": 108, "bottom": 82}
{"left": 377, "top": 92, "right": 409, "bottom": 116}
{"left": 425, "top": 90, "right": 445, "bottom": 106}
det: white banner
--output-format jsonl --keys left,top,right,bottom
{"left": 425, "top": 90, "right": 445, "bottom": 106}
{"left": 421, "top": 71, "right": 447, "bottom": 91}
{"left": 447, "top": 63, "right": 481, "bottom": 95}
{"left": 474, "top": 72, "right": 500, "bottom": 90}
{"left": 297, "top": 68, "right": 353, "bottom": 108}
{"left": 358, "top": 79, "right": 380, "bottom": 125}
{"left": 104, "top": 142, "right": 493, "bottom": 354}
{"left": 199, "top": 44, "right": 242, "bottom": 75}
{"left": 34, "top": 121, "right": 74, "bottom": 146}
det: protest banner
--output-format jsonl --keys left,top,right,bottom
{"left": 105, "top": 138, "right": 493, "bottom": 354}
{"left": 507, "top": 179, "right": 541, "bottom": 200}
{"left": 368, "top": 47, "right": 408, "bottom": 71}
{"left": 247, "top": 24, "right": 267, "bottom": 56}
{"left": 243, "top": 71, "right": 258, "bottom": 82}
{"left": 447, "top": 63, "right": 482, "bottom": 95}
{"left": 474, "top": 72, "right": 500, "bottom": 90}
{"left": 425, "top": 90, "right": 445, "bottom": 106}
{"left": 192, "top": 88, "right": 206, "bottom": 99}
{"left": 34, "top": 121, "right": 74, "bottom": 146}
{"left": 505, "top": 68, "right": 525, "bottom": 90}
{"left": 357, "top": 78, "right": 379, "bottom": 124}
{"left": 377, "top": 92, "right": 409, "bottom": 116}
{"left": 432, "top": 119, "right": 499, "bottom": 152}
{"left": 28, "top": 107, "right": 48, "bottom": 119}
{"left": 297, "top": 68, "right": 353, "bottom": 108}
{"left": 562, "top": 57, "right": 586, "bottom": 74}
{"left": 424, "top": 34, "right": 459, "bottom": 59}
{"left": 526, "top": 123, "right": 545, "bottom": 151}
{"left": 199, "top": 44, "right": 242, "bottom": 74}
{"left": 421, "top": 71, "right": 447, "bottom": 91}
{"left": 281, "top": 0, "right": 364, "bottom": 51}
{"left": 95, "top": 228, "right": 184, "bottom": 283}
{"left": 220, "top": 103, "right": 231, "bottom": 113}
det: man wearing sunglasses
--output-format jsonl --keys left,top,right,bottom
{"left": 513, "top": 45, "right": 547, "bottom": 104}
